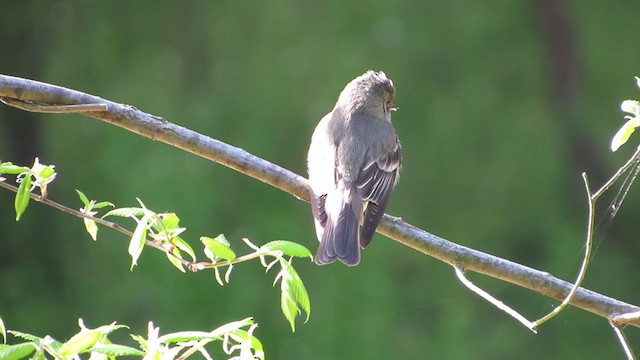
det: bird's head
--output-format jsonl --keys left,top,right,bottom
{"left": 337, "top": 70, "right": 396, "bottom": 120}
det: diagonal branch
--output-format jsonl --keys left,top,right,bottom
{"left": 1, "top": 74, "right": 640, "bottom": 328}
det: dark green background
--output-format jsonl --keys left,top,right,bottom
{"left": 2, "top": 1, "right": 640, "bottom": 358}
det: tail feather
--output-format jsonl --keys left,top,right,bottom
{"left": 314, "top": 203, "right": 361, "bottom": 266}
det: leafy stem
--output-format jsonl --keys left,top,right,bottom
{"left": 1, "top": 159, "right": 312, "bottom": 332}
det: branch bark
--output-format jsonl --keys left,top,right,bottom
{"left": 1, "top": 74, "right": 639, "bottom": 328}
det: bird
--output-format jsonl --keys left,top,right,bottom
{"left": 307, "top": 70, "right": 402, "bottom": 266}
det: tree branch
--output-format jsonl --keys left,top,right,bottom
{"left": 1, "top": 74, "right": 639, "bottom": 328}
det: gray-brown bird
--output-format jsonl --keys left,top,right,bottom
{"left": 307, "top": 70, "right": 402, "bottom": 266}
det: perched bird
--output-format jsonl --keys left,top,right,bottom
{"left": 307, "top": 70, "right": 402, "bottom": 266}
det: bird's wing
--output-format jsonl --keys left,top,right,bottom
{"left": 355, "top": 141, "right": 402, "bottom": 248}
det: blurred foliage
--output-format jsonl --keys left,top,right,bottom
{"left": 2, "top": 1, "right": 640, "bottom": 358}
{"left": 0, "top": 317, "right": 262, "bottom": 359}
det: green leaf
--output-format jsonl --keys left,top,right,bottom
{"left": 129, "top": 214, "right": 151, "bottom": 270}
{"left": 84, "top": 218, "right": 99, "bottom": 241}
{"left": 7, "top": 331, "right": 44, "bottom": 343}
{"left": 166, "top": 248, "right": 186, "bottom": 273}
{"left": 173, "top": 237, "right": 196, "bottom": 262}
{"left": 288, "top": 265, "right": 311, "bottom": 323}
{"left": 261, "top": 240, "right": 312, "bottom": 258}
{"left": 159, "top": 213, "right": 180, "bottom": 229}
{"left": 0, "top": 163, "right": 29, "bottom": 175}
{"left": 611, "top": 118, "right": 638, "bottom": 151}
{"left": 209, "top": 318, "right": 255, "bottom": 339}
{"left": 231, "top": 329, "right": 264, "bottom": 359}
{"left": 83, "top": 344, "right": 145, "bottom": 357}
{"left": 0, "top": 316, "right": 5, "bottom": 344}
{"left": 621, "top": 100, "right": 640, "bottom": 115}
{"left": 0, "top": 342, "right": 36, "bottom": 360}
{"left": 31, "top": 350, "right": 46, "bottom": 360}
{"left": 29, "top": 159, "right": 56, "bottom": 195}
{"left": 201, "top": 235, "right": 236, "bottom": 261}
{"left": 214, "top": 233, "right": 231, "bottom": 246}
{"left": 76, "top": 189, "right": 90, "bottom": 206}
{"left": 93, "top": 201, "right": 115, "bottom": 209}
{"left": 58, "top": 329, "right": 102, "bottom": 356}
{"left": 103, "top": 207, "right": 145, "bottom": 219}
{"left": 157, "top": 331, "right": 213, "bottom": 344}
{"left": 95, "top": 323, "right": 129, "bottom": 335}
{"left": 36, "top": 165, "right": 55, "bottom": 180}
{"left": 277, "top": 261, "right": 310, "bottom": 332}
{"left": 280, "top": 281, "right": 299, "bottom": 332}
{"left": 129, "top": 334, "right": 147, "bottom": 350}
{"left": 213, "top": 267, "right": 225, "bottom": 286}
{"left": 14, "top": 174, "right": 32, "bottom": 221}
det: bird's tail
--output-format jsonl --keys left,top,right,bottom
{"left": 314, "top": 202, "right": 360, "bottom": 266}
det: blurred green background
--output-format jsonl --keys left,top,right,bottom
{"left": 2, "top": 1, "right": 640, "bottom": 358}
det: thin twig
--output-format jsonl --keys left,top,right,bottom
{"left": 0, "top": 180, "right": 191, "bottom": 268}
{"left": 454, "top": 266, "right": 537, "bottom": 333}
{"left": 529, "top": 149, "right": 640, "bottom": 329}
{"left": 593, "top": 146, "right": 640, "bottom": 200}
{"left": 0, "top": 96, "right": 108, "bottom": 113}
{"left": 0, "top": 181, "right": 132, "bottom": 236}
{"left": 192, "top": 250, "right": 280, "bottom": 271}
{"left": 0, "top": 180, "right": 283, "bottom": 273}
{"left": 611, "top": 322, "right": 636, "bottom": 360}
{"left": 531, "top": 173, "right": 595, "bottom": 328}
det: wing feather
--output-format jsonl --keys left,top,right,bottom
{"left": 356, "top": 143, "right": 401, "bottom": 248}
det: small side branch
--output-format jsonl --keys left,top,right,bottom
{"left": 0, "top": 97, "right": 108, "bottom": 113}
{"left": 611, "top": 322, "right": 636, "bottom": 360}
{"left": 0, "top": 181, "right": 132, "bottom": 237}
{"left": 0, "top": 180, "right": 292, "bottom": 274}
{"left": 0, "top": 181, "right": 193, "bottom": 268}
{"left": 454, "top": 267, "right": 537, "bottom": 333}
{"left": 530, "top": 173, "right": 596, "bottom": 328}
{"left": 592, "top": 146, "right": 640, "bottom": 201}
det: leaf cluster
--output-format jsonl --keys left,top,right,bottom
{"left": 0, "top": 318, "right": 263, "bottom": 360}
{"left": 1, "top": 158, "right": 315, "bottom": 358}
